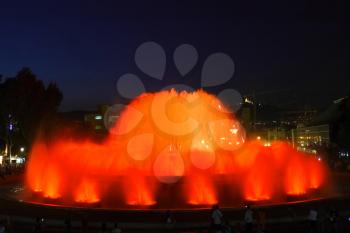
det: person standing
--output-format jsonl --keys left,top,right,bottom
{"left": 165, "top": 210, "right": 176, "bottom": 232}
{"left": 99, "top": 222, "right": 107, "bottom": 233}
{"left": 308, "top": 209, "right": 318, "bottom": 233}
{"left": 257, "top": 210, "right": 266, "bottom": 233}
{"left": 80, "top": 215, "right": 88, "bottom": 233}
{"left": 64, "top": 216, "right": 72, "bottom": 233}
{"left": 32, "top": 217, "right": 43, "bottom": 233}
{"left": 222, "top": 220, "right": 233, "bottom": 233}
{"left": 327, "top": 207, "right": 338, "bottom": 233}
{"left": 111, "top": 223, "right": 122, "bottom": 233}
{"left": 244, "top": 205, "right": 253, "bottom": 233}
{"left": 0, "top": 220, "right": 6, "bottom": 233}
{"left": 211, "top": 205, "right": 224, "bottom": 232}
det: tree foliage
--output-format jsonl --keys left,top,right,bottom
{"left": 0, "top": 68, "right": 63, "bottom": 146}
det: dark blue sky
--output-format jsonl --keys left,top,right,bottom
{"left": 0, "top": 0, "right": 348, "bottom": 110}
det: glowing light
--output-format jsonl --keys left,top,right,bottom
{"left": 244, "top": 97, "right": 253, "bottom": 104}
{"left": 125, "top": 175, "right": 156, "bottom": 206}
{"left": 25, "top": 90, "right": 328, "bottom": 208}
{"left": 230, "top": 128, "right": 238, "bottom": 134}
{"left": 186, "top": 175, "right": 217, "bottom": 205}
{"left": 244, "top": 152, "right": 273, "bottom": 201}
{"left": 127, "top": 133, "right": 154, "bottom": 161}
{"left": 285, "top": 155, "right": 308, "bottom": 195}
{"left": 42, "top": 164, "right": 61, "bottom": 199}
{"left": 153, "top": 145, "right": 185, "bottom": 184}
{"left": 74, "top": 180, "right": 100, "bottom": 203}
{"left": 209, "top": 119, "right": 245, "bottom": 151}
{"left": 191, "top": 134, "right": 216, "bottom": 170}
{"left": 308, "top": 157, "right": 326, "bottom": 189}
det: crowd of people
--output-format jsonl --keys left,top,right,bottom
{"left": 0, "top": 204, "right": 344, "bottom": 233}
{"left": 209, "top": 205, "right": 260, "bottom": 233}
{"left": 0, "top": 163, "right": 24, "bottom": 180}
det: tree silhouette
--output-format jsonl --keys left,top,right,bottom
{"left": 0, "top": 68, "right": 63, "bottom": 148}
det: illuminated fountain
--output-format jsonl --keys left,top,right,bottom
{"left": 25, "top": 90, "right": 329, "bottom": 209}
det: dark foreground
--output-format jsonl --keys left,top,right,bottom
{"left": 1, "top": 173, "right": 350, "bottom": 232}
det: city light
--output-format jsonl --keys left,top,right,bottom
{"left": 339, "top": 151, "right": 349, "bottom": 157}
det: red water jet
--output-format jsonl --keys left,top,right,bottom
{"left": 186, "top": 174, "right": 217, "bottom": 205}
{"left": 243, "top": 149, "right": 275, "bottom": 201}
{"left": 25, "top": 90, "right": 328, "bottom": 208}
{"left": 74, "top": 179, "right": 100, "bottom": 204}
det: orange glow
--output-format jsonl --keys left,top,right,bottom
{"left": 186, "top": 175, "right": 217, "bottom": 205}
{"left": 42, "top": 164, "right": 61, "bottom": 199}
{"left": 190, "top": 133, "right": 216, "bottom": 170}
{"left": 244, "top": 150, "right": 274, "bottom": 201}
{"left": 74, "top": 180, "right": 100, "bottom": 203}
{"left": 284, "top": 153, "right": 308, "bottom": 195}
{"left": 25, "top": 90, "right": 328, "bottom": 208}
{"left": 26, "top": 142, "right": 47, "bottom": 192}
{"left": 124, "top": 174, "right": 156, "bottom": 206}
{"left": 308, "top": 157, "right": 326, "bottom": 189}
{"left": 153, "top": 145, "right": 185, "bottom": 184}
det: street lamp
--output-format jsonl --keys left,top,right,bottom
{"left": 7, "top": 114, "right": 13, "bottom": 163}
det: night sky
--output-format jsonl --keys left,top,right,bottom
{"left": 0, "top": 0, "right": 348, "bottom": 111}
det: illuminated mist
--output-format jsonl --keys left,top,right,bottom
{"left": 26, "top": 90, "right": 328, "bottom": 209}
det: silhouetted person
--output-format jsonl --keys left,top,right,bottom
{"left": 287, "top": 207, "right": 296, "bottom": 222}
{"left": 222, "top": 220, "right": 233, "bottom": 233}
{"left": 99, "top": 222, "right": 107, "bottom": 233}
{"left": 235, "top": 222, "right": 243, "bottom": 233}
{"left": 308, "top": 209, "right": 318, "bottom": 233}
{"left": 2, "top": 215, "right": 12, "bottom": 233}
{"left": 244, "top": 205, "right": 253, "bottom": 233}
{"left": 165, "top": 210, "right": 175, "bottom": 232}
{"left": 32, "top": 217, "right": 43, "bottom": 233}
{"left": 0, "top": 220, "right": 6, "bottom": 233}
{"left": 327, "top": 207, "right": 338, "bottom": 233}
{"left": 257, "top": 210, "right": 266, "bottom": 233}
{"left": 211, "top": 204, "right": 223, "bottom": 232}
{"left": 0, "top": 170, "right": 5, "bottom": 180}
{"left": 111, "top": 223, "right": 122, "bottom": 233}
{"left": 80, "top": 216, "right": 87, "bottom": 233}
{"left": 65, "top": 216, "right": 72, "bottom": 233}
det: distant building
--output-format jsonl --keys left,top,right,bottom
{"left": 84, "top": 112, "right": 105, "bottom": 131}
{"left": 292, "top": 124, "right": 330, "bottom": 152}
{"left": 59, "top": 106, "right": 107, "bottom": 133}
{"left": 290, "top": 96, "right": 350, "bottom": 155}
{"left": 237, "top": 97, "right": 254, "bottom": 131}
{"left": 237, "top": 96, "right": 318, "bottom": 144}
{"left": 58, "top": 104, "right": 123, "bottom": 136}
{"left": 310, "top": 96, "right": 350, "bottom": 150}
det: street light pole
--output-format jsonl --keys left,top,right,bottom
{"left": 7, "top": 114, "right": 13, "bottom": 163}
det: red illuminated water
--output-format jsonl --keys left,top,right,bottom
{"left": 25, "top": 90, "right": 329, "bottom": 209}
